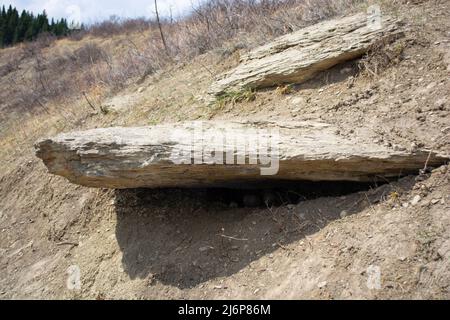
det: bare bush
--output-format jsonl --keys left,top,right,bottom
{"left": 0, "top": 55, "right": 21, "bottom": 77}
{"left": 71, "top": 42, "right": 109, "bottom": 66}
{"left": 91, "top": 0, "right": 366, "bottom": 86}
{"left": 1, "top": 0, "right": 367, "bottom": 117}
{"left": 1, "top": 42, "right": 110, "bottom": 114}
{"left": 163, "top": 0, "right": 364, "bottom": 60}
{"left": 359, "top": 39, "right": 407, "bottom": 77}
{"left": 88, "top": 16, "right": 152, "bottom": 37}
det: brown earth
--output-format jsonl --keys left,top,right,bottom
{"left": 0, "top": 0, "right": 449, "bottom": 299}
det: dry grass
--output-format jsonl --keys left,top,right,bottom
{"left": 216, "top": 87, "right": 257, "bottom": 108}
{"left": 149, "top": 0, "right": 366, "bottom": 61}
{"left": 0, "top": 0, "right": 371, "bottom": 164}
{"left": 359, "top": 38, "right": 407, "bottom": 77}
{"left": 0, "top": 0, "right": 366, "bottom": 115}
{"left": 276, "top": 84, "right": 295, "bottom": 95}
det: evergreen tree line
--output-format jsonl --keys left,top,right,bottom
{"left": 0, "top": 5, "right": 71, "bottom": 47}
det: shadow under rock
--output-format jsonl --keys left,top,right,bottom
{"left": 294, "top": 60, "right": 360, "bottom": 91}
{"left": 115, "top": 177, "right": 415, "bottom": 289}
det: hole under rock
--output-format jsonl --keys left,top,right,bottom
{"left": 128, "top": 180, "right": 387, "bottom": 208}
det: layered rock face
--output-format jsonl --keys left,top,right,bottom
{"left": 35, "top": 121, "right": 448, "bottom": 189}
{"left": 208, "top": 12, "right": 402, "bottom": 99}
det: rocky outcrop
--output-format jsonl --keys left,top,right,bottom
{"left": 208, "top": 12, "right": 402, "bottom": 98}
{"left": 35, "top": 121, "right": 447, "bottom": 189}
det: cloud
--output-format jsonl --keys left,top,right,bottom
{"left": 1, "top": 0, "right": 199, "bottom": 23}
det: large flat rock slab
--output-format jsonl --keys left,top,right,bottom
{"left": 35, "top": 121, "right": 448, "bottom": 189}
{"left": 208, "top": 12, "right": 402, "bottom": 98}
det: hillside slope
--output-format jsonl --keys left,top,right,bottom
{"left": 0, "top": 0, "right": 449, "bottom": 299}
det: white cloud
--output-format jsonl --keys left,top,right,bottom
{"left": 1, "top": 0, "right": 199, "bottom": 23}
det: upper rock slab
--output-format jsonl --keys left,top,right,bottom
{"left": 208, "top": 12, "right": 402, "bottom": 98}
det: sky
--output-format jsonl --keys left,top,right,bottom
{"left": 1, "top": 0, "right": 201, "bottom": 24}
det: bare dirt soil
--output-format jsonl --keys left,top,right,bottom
{"left": 0, "top": 1, "right": 449, "bottom": 299}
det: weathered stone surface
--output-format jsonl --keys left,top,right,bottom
{"left": 208, "top": 12, "right": 402, "bottom": 98}
{"left": 35, "top": 121, "right": 448, "bottom": 189}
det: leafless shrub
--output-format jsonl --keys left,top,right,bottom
{"left": 359, "top": 39, "right": 407, "bottom": 77}
{"left": 80, "top": 0, "right": 364, "bottom": 91}
{"left": 2, "top": 41, "right": 112, "bottom": 115}
{"left": 20, "top": 33, "right": 58, "bottom": 58}
{"left": 68, "top": 30, "right": 87, "bottom": 41}
{"left": 0, "top": 55, "right": 21, "bottom": 77}
{"left": 71, "top": 42, "right": 109, "bottom": 66}
{"left": 88, "top": 16, "right": 151, "bottom": 37}
{"left": 111, "top": 0, "right": 364, "bottom": 71}
{"left": 2, "top": 0, "right": 367, "bottom": 117}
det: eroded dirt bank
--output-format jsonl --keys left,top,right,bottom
{"left": 0, "top": 0, "right": 449, "bottom": 299}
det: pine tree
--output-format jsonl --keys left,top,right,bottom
{"left": 0, "top": 5, "right": 71, "bottom": 47}
{"left": 24, "top": 12, "right": 35, "bottom": 41}
{"left": 3, "top": 6, "right": 19, "bottom": 45}
{"left": 0, "top": 6, "right": 6, "bottom": 47}
{"left": 49, "top": 18, "right": 56, "bottom": 34}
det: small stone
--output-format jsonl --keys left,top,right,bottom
{"left": 229, "top": 202, "right": 238, "bottom": 209}
{"left": 426, "top": 82, "right": 437, "bottom": 91}
{"left": 420, "top": 200, "right": 430, "bottom": 207}
{"left": 340, "top": 210, "right": 349, "bottom": 218}
{"left": 431, "top": 199, "right": 440, "bottom": 205}
{"left": 435, "top": 98, "right": 446, "bottom": 110}
{"left": 393, "top": 144, "right": 406, "bottom": 151}
{"left": 318, "top": 281, "right": 327, "bottom": 289}
{"left": 416, "top": 115, "right": 426, "bottom": 122}
{"left": 199, "top": 246, "right": 214, "bottom": 252}
{"left": 291, "top": 97, "right": 305, "bottom": 105}
{"left": 437, "top": 241, "right": 450, "bottom": 258}
{"left": 411, "top": 195, "right": 421, "bottom": 206}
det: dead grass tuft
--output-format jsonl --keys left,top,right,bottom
{"left": 216, "top": 88, "right": 257, "bottom": 108}
{"left": 276, "top": 84, "right": 295, "bottom": 95}
{"left": 359, "top": 39, "right": 407, "bottom": 77}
